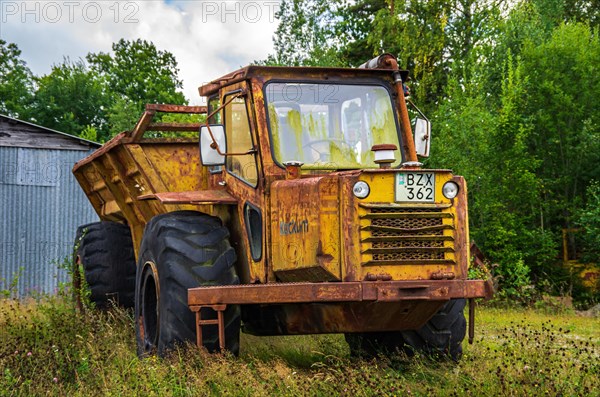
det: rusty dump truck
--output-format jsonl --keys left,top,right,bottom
{"left": 73, "top": 54, "right": 492, "bottom": 360}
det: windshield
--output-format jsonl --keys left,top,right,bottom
{"left": 266, "top": 83, "right": 402, "bottom": 169}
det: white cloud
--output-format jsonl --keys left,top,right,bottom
{"left": 0, "top": 0, "right": 280, "bottom": 104}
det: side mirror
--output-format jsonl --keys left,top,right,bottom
{"left": 414, "top": 118, "right": 431, "bottom": 158}
{"left": 200, "top": 125, "right": 226, "bottom": 166}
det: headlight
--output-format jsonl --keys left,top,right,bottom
{"left": 353, "top": 181, "right": 370, "bottom": 199}
{"left": 442, "top": 181, "right": 459, "bottom": 199}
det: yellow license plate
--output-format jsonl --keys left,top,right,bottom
{"left": 395, "top": 173, "right": 435, "bottom": 202}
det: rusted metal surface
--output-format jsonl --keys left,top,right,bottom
{"left": 145, "top": 123, "right": 201, "bottom": 132}
{"left": 145, "top": 104, "right": 207, "bottom": 114}
{"left": 453, "top": 176, "right": 470, "bottom": 277}
{"left": 469, "top": 298, "right": 476, "bottom": 344}
{"left": 128, "top": 110, "right": 155, "bottom": 142}
{"left": 73, "top": 132, "right": 126, "bottom": 171}
{"left": 199, "top": 66, "right": 409, "bottom": 97}
{"left": 354, "top": 170, "right": 467, "bottom": 282}
{"left": 358, "top": 53, "right": 399, "bottom": 69}
{"left": 189, "top": 280, "right": 491, "bottom": 306}
{"left": 124, "top": 104, "right": 207, "bottom": 143}
{"left": 217, "top": 81, "right": 268, "bottom": 284}
{"left": 189, "top": 279, "right": 490, "bottom": 336}
{"left": 284, "top": 162, "right": 303, "bottom": 179}
{"left": 73, "top": 138, "right": 211, "bottom": 257}
{"left": 193, "top": 305, "right": 227, "bottom": 351}
{"left": 242, "top": 301, "right": 445, "bottom": 335}
{"left": 270, "top": 175, "right": 341, "bottom": 282}
{"left": 138, "top": 190, "right": 237, "bottom": 205}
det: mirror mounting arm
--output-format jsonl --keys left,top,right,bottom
{"left": 203, "top": 89, "right": 250, "bottom": 156}
{"left": 205, "top": 124, "right": 227, "bottom": 156}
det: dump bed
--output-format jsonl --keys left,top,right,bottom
{"left": 73, "top": 105, "right": 211, "bottom": 256}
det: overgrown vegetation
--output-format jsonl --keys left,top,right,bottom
{"left": 0, "top": 296, "right": 597, "bottom": 396}
{"left": 576, "top": 181, "right": 600, "bottom": 264}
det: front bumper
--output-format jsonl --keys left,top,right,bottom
{"left": 188, "top": 279, "right": 493, "bottom": 307}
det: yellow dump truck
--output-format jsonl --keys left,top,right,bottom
{"left": 73, "top": 54, "right": 492, "bottom": 360}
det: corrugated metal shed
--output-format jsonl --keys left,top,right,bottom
{"left": 0, "top": 115, "right": 101, "bottom": 297}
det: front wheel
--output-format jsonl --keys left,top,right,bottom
{"left": 345, "top": 299, "right": 467, "bottom": 361}
{"left": 135, "top": 211, "right": 241, "bottom": 357}
{"left": 400, "top": 299, "right": 467, "bottom": 361}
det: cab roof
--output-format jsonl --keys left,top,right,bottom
{"left": 198, "top": 65, "right": 409, "bottom": 97}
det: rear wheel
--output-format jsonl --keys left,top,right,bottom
{"left": 345, "top": 299, "right": 467, "bottom": 361}
{"left": 73, "top": 222, "right": 136, "bottom": 308}
{"left": 135, "top": 211, "right": 241, "bottom": 357}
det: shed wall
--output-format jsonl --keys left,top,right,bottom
{"left": 0, "top": 146, "right": 98, "bottom": 297}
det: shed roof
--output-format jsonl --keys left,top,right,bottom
{"left": 0, "top": 115, "right": 101, "bottom": 151}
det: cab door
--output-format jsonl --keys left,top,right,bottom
{"left": 221, "top": 82, "right": 266, "bottom": 283}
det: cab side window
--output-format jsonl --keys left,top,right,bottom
{"left": 208, "top": 95, "right": 221, "bottom": 124}
{"left": 224, "top": 94, "right": 258, "bottom": 186}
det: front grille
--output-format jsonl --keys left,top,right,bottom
{"left": 360, "top": 204, "right": 455, "bottom": 265}
{"left": 371, "top": 215, "right": 444, "bottom": 231}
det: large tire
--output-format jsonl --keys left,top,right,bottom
{"left": 345, "top": 299, "right": 466, "bottom": 361}
{"left": 135, "top": 211, "right": 241, "bottom": 357}
{"left": 400, "top": 299, "right": 467, "bottom": 361}
{"left": 74, "top": 222, "right": 136, "bottom": 308}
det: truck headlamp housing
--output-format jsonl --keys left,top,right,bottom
{"left": 353, "top": 181, "right": 370, "bottom": 199}
{"left": 442, "top": 181, "right": 459, "bottom": 199}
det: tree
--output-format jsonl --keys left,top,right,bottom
{"left": 32, "top": 58, "right": 111, "bottom": 140}
{"left": 0, "top": 40, "right": 34, "bottom": 119}
{"left": 262, "top": 0, "right": 345, "bottom": 66}
{"left": 334, "top": 0, "right": 389, "bottom": 66}
{"left": 520, "top": 22, "right": 600, "bottom": 233}
{"left": 431, "top": 7, "right": 598, "bottom": 301}
{"left": 87, "top": 39, "right": 186, "bottom": 134}
{"left": 576, "top": 181, "right": 600, "bottom": 264}
{"left": 370, "top": 0, "right": 451, "bottom": 104}
{"left": 367, "top": 0, "right": 507, "bottom": 106}
{"left": 430, "top": 52, "right": 553, "bottom": 297}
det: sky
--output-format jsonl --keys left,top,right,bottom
{"left": 0, "top": 0, "right": 280, "bottom": 104}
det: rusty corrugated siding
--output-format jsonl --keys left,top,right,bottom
{"left": 0, "top": 146, "right": 98, "bottom": 297}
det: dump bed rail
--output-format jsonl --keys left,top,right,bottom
{"left": 72, "top": 104, "right": 215, "bottom": 257}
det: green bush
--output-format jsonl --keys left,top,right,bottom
{"left": 576, "top": 181, "right": 600, "bottom": 264}
{"left": 492, "top": 257, "right": 536, "bottom": 305}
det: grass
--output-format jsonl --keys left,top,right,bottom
{"left": 0, "top": 296, "right": 598, "bottom": 396}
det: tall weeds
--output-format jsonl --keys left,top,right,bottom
{"left": 1, "top": 298, "right": 598, "bottom": 396}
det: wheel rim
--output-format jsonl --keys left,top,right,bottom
{"left": 140, "top": 262, "right": 160, "bottom": 352}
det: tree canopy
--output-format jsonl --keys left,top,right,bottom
{"left": 87, "top": 39, "right": 186, "bottom": 135}
{"left": 0, "top": 39, "right": 186, "bottom": 142}
{"left": 0, "top": 40, "right": 35, "bottom": 119}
